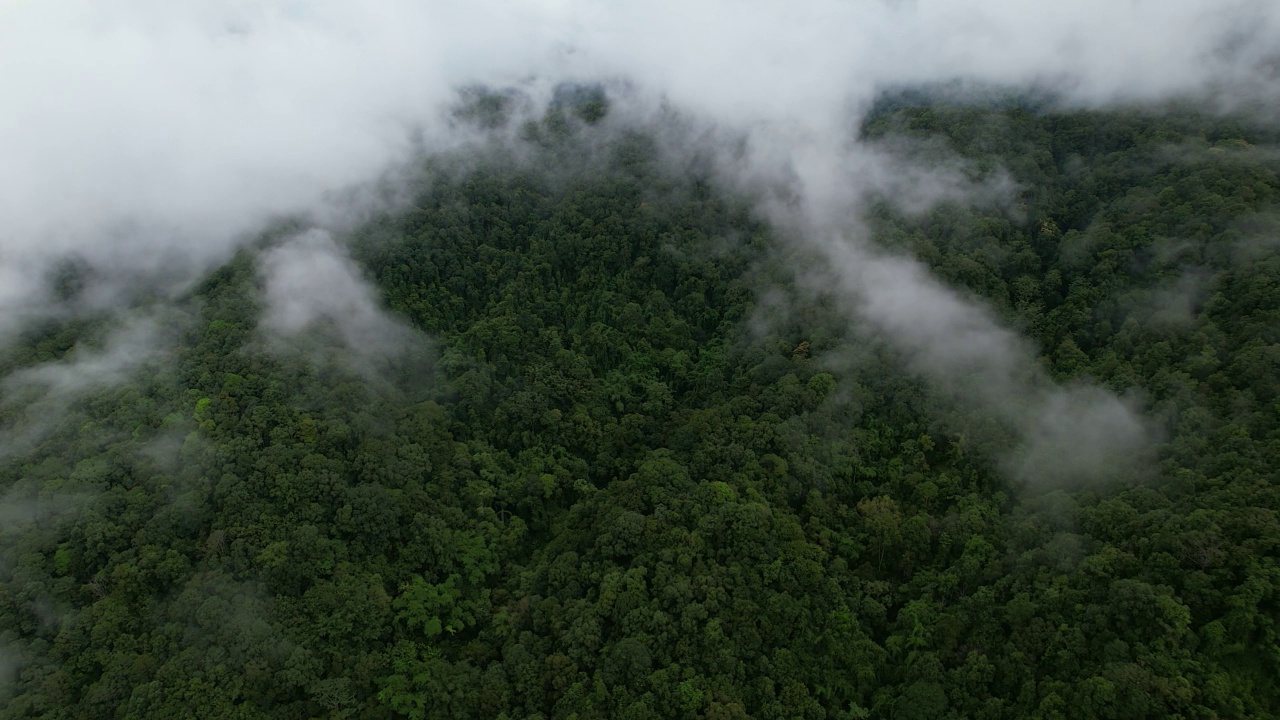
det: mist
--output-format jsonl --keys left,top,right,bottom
{"left": 258, "top": 228, "right": 414, "bottom": 360}
{"left": 0, "top": 315, "right": 170, "bottom": 457}
{"left": 3, "top": 0, "right": 1278, "bottom": 482}
{"left": 4, "top": 0, "right": 1275, "bottom": 264}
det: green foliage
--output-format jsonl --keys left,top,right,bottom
{"left": 2, "top": 99, "right": 1279, "bottom": 719}
{"left": 395, "top": 574, "right": 480, "bottom": 638}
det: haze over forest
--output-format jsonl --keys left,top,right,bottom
{"left": 1, "top": 2, "right": 1279, "bottom": 718}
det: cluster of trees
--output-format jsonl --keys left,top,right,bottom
{"left": 0, "top": 93, "right": 1277, "bottom": 718}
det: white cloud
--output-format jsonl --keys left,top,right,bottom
{"left": 1, "top": 0, "right": 1275, "bottom": 481}
{"left": 1, "top": 0, "right": 1273, "bottom": 282}
{"left": 0, "top": 315, "right": 165, "bottom": 455}
{"left": 258, "top": 228, "right": 412, "bottom": 359}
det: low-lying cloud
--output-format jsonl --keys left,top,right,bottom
{"left": 2, "top": 0, "right": 1277, "bottom": 483}
{"left": 0, "top": 315, "right": 168, "bottom": 457}
{"left": 258, "top": 228, "right": 414, "bottom": 360}
{"left": 3, "top": 0, "right": 1275, "bottom": 280}
{"left": 795, "top": 228, "right": 1155, "bottom": 487}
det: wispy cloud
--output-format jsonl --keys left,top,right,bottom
{"left": 2, "top": 0, "right": 1275, "bottom": 481}
{"left": 257, "top": 228, "right": 416, "bottom": 361}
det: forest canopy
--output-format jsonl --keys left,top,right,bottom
{"left": 0, "top": 89, "right": 1277, "bottom": 720}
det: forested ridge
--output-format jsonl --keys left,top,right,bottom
{"left": 1, "top": 96, "right": 1278, "bottom": 719}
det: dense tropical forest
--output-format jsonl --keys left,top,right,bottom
{"left": 1, "top": 91, "right": 1278, "bottom": 719}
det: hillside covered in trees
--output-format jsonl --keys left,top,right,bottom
{"left": 1, "top": 95, "right": 1278, "bottom": 720}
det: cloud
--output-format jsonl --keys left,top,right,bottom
{"left": 0, "top": 315, "right": 169, "bottom": 457}
{"left": 0, "top": 0, "right": 555, "bottom": 337}
{"left": 257, "top": 228, "right": 414, "bottom": 360}
{"left": 2, "top": 0, "right": 1276, "bottom": 482}
{"left": 2, "top": 0, "right": 1273, "bottom": 272}
{"left": 0, "top": 261, "right": 50, "bottom": 342}
{"left": 1009, "top": 385, "right": 1154, "bottom": 486}
{"left": 799, "top": 231, "right": 1157, "bottom": 487}
{"left": 4, "top": 317, "right": 159, "bottom": 397}
{"left": 0, "top": 483, "right": 95, "bottom": 538}
{"left": 562, "top": 0, "right": 1278, "bottom": 127}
